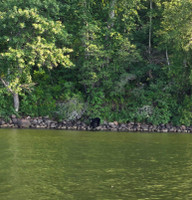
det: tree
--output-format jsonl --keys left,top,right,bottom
{"left": 160, "top": 0, "right": 192, "bottom": 91}
{"left": 0, "top": 7, "right": 73, "bottom": 112}
{"left": 159, "top": 0, "right": 192, "bottom": 124}
{"left": 0, "top": 0, "right": 60, "bottom": 20}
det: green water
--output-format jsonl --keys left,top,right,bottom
{"left": 0, "top": 129, "right": 192, "bottom": 200}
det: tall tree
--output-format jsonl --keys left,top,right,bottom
{"left": 159, "top": 0, "right": 192, "bottom": 124}
{"left": 160, "top": 0, "right": 192, "bottom": 87}
{"left": 0, "top": 7, "right": 72, "bottom": 112}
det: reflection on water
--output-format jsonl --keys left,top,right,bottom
{"left": 0, "top": 129, "right": 192, "bottom": 199}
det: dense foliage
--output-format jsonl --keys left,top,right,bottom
{"left": 0, "top": 0, "right": 191, "bottom": 125}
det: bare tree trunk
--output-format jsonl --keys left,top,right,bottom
{"left": 13, "top": 93, "right": 19, "bottom": 112}
{"left": 105, "top": 0, "right": 116, "bottom": 64}
{"left": 149, "top": 0, "right": 153, "bottom": 56}
{"left": 108, "top": 0, "right": 116, "bottom": 28}
{"left": 81, "top": 0, "right": 90, "bottom": 93}
{"left": 0, "top": 78, "right": 20, "bottom": 112}
{"left": 166, "top": 48, "right": 170, "bottom": 66}
{"left": 81, "top": 0, "right": 89, "bottom": 59}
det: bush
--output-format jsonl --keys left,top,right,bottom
{"left": 0, "top": 88, "right": 15, "bottom": 118}
{"left": 54, "top": 94, "right": 86, "bottom": 120}
{"left": 179, "top": 95, "right": 192, "bottom": 126}
{"left": 20, "top": 89, "right": 56, "bottom": 117}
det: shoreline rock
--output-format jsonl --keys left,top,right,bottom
{"left": 0, "top": 116, "right": 192, "bottom": 133}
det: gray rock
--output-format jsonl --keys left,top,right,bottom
{"left": 12, "top": 118, "right": 18, "bottom": 125}
{"left": 162, "top": 129, "right": 168, "bottom": 133}
{"left": 50, "top": 122, "right": 57, "bottom": 128}
{"left": 37, "top": 119, "right": 43, "bottom": 124}
{"left": 11, "top": 114, "right": 17, "bottom": 119}
{"left": 18, "top": 119, "right": 31, "bottom": 128}
{"left": 32, "top": 119, "right": 38, "bottom": 125}
{"left": 0, "top": 119, "right": 5, "bottom": 125}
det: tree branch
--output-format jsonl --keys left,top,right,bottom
{"left": 0, "top": 77, "right": 13, "bottom": 94}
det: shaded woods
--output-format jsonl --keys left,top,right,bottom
{"left": 0, "top": 0, "right": 192, "bottom": 126}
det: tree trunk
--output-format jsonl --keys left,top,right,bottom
{"left": 149, "top": 0, "right": 153, "bottom": 56}
{"left": 0, "top": 77, "right": 19, "bottom": 112}
{"left": 166, "top": 48, "right": 170, "bottom": 66}
{"left": 82, "top": 0, "right": 89, "bottom": 59}
{"left": 13, "top": 93, "right": 19, "bottom": 112}
{"left": 108, "top": 0, "right": 116, "bottom": 28}
{"left": 105, "top": 0, "right": 116, "bottom": 64}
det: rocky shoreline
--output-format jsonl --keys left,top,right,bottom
{"left": 0, "top": 115, "right": 191, "bottom": 133}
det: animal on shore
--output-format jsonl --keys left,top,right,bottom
{"left": 90, "top": 117, "right": 100, "bottom": 129}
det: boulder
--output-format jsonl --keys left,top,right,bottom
{"left": 11, "top": 114, "right": 17, "bottom": 119}
{"left": 0, "top": 119, "right": 5, "bottom": 125}
{"left": 17, "top": 119, "right": 31, "bottom": 128}
{"left": 12, "top": 118, "right": 18, "bottom": 125}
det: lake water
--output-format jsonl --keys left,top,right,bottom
{"left": 0, "top": 129, "right": 192, "bottom": 199}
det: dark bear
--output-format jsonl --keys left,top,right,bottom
{"left": 90, "top": 117, "right": 100, "bottom": 129}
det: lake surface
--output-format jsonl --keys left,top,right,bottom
{"left": 0, "top": 129, "right": 192, "bottom": 200}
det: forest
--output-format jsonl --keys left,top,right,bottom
{"left": 0, "top": 0, "right": 192, "bottom": 126}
